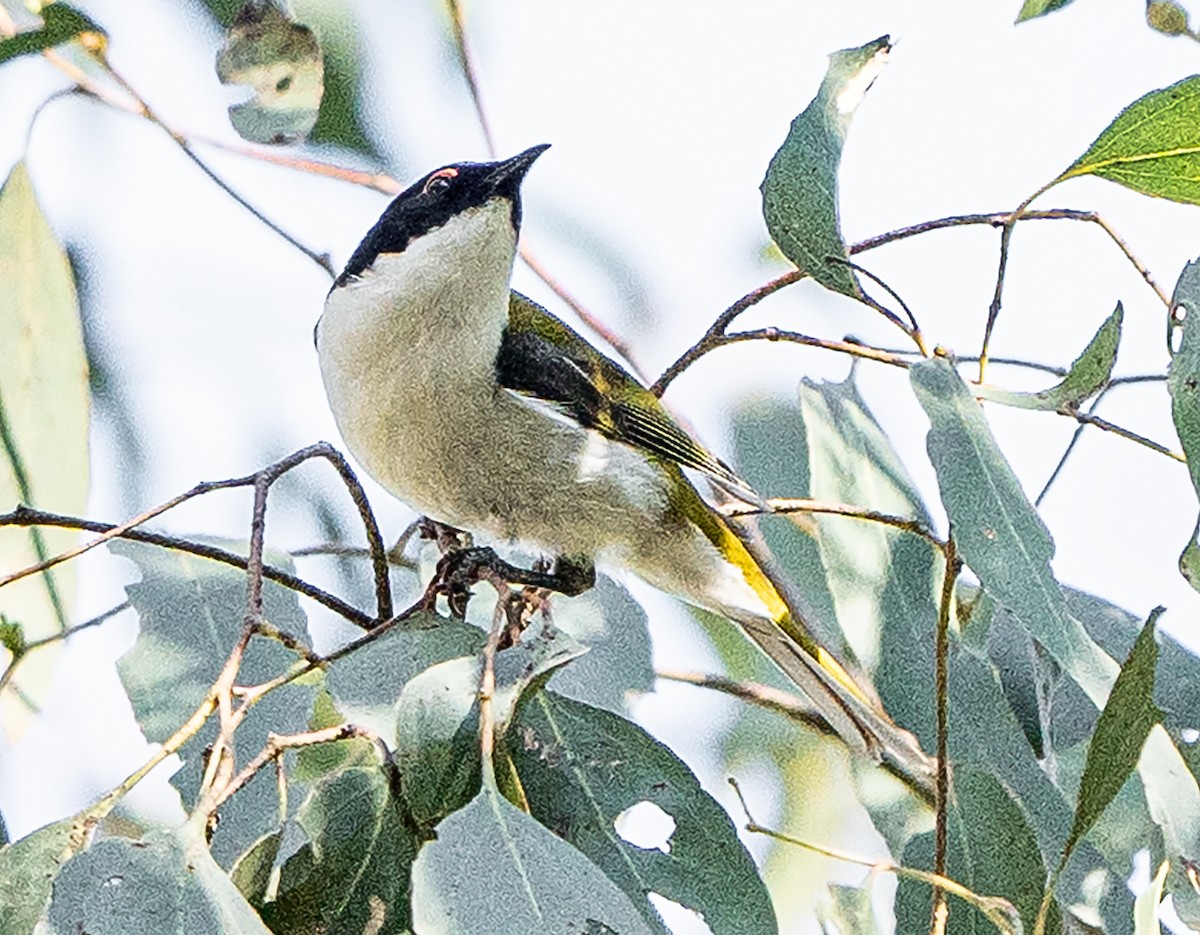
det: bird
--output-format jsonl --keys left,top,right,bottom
{"left": 315, "top": 144, "right": 925, "bottom": 766}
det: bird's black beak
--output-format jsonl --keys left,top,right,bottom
{"left": 485, "top": 144, "right": 550, "bottom": 194}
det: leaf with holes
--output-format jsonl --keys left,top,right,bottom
{"left": 509, "top": 691, "right": 776, "bottom": 935}
{"left": 216, "top": 2, "right": 323, "bottom": 144}
{"left": 977, "top": 304, "right": 1122, "bottom": 411}
{"left": 761, "top": 36, "right": 890, "bottom": 297}
{"left": 1169, "top": 258, "right": 1200, "bottom": 592}
{"left": 1057, "top": 76, "right": 1200, "bottom": 204}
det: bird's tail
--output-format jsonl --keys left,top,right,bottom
{"left": 672, "top": 482, "right": 935, "bottom": 792}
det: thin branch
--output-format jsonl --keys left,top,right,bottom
{"left": 836, "top": 256, "right": 928, "bottom": 354}
{"left": 0, "top": 600, "right": 131, "bottom": 697}
{"left": 722, "top": 497, "right": 944, "bottom": 550}
{"left": 933, "top": 535, "right": 961, "bottom": 933}
{"left": 444, "top": 0, "right": 496, "bottom": 156}
{"left": 208, "top": 723, "right": 382, "bottom": 814}
{"left": 1065, "top": 407, "right": 1184, "bottom": 462}
{"left": 2, "top": 443, "right": 392, "bottom": 623}
{"left": 656, "top": 669, "right": 829, "bottom": 733}
{"left": 727, "top": 778, "right": 1020, "bottom": 934}
{"left": 0, "top": 507, "right": 372, "bottom": 628}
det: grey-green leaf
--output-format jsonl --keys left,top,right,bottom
{"left": 510, "top": 691, "right": 777, "bottom": 935}
{"left": 229, "top": 829, "right": 282, "bottom": 909}
{"left": 910, "top": 357, "right": 1119, "bottom": 705}
{"left": 1058, "top": 75, "right": 1200, "bottom": 205}
{"left": 111, "top": 540, "right": 314, "bottom": 867}
{"left": 761, "top": 36, "right": 891, "bottom": 297}
{"left": 43, "top": 829, "right": 271, "bottom": 934}
{"left": 262, "top": 766, "right": 417, "bottom": 935}
{"left": 216, "top": 2, "right": 324, "bottom": 144}
{"left": 0, "top": 812, "right": 93, "bottom": 935}
{"left": 0, "top": 160, "right": 90, "bottom": 740}
{"left": 393, "top": 624, "right": 586, "bottom": 828}
{"left": 977, "top": 303, "right": 1123, "bottom": 411}
{"left": 1168, "top": 258, "right": 1200, "bottom": 590}
{"left": 410, "top": 783, "right": 657, "bottom": 935}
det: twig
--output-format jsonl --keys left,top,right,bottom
{"left": 727, "top": 778, "right": 1019, "bottom": 934}
{"left": 478, "top": 582, "right": 509, "bottom": 765}
{"left": 836, "top": 257, "right": 928, "bottom": 355}
{"left": 933, "top": 535, "right": 961, "bottom": 932}
{"left": 1035, "top": 377, "right": 1168, "bottom": 506}
{"left": 444, "top": 0, "right": 496, "bottom": 156}
{"left": 656, "top": 669, "right": 829, "bottom": 732}
{"left": 3, "top": 443, "right": 391, "bottom": 622}
{"left": 0, "top": 600, "right": 130, "bottom": 697}
{"left": 0, "top": 506, "right": 372, "bottom": 627}
{"left": 1066, "top": 408, "right": 1184, "bottom": 462}
{"left": 207, "top": 723, "right": 382, "bottom": 814}
{"left": 721, "top": 497, "right": 944, "bottom": 550}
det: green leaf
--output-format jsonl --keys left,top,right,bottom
{"left": 0, "top": 616, "right": 24, "bottom": 656}
{"left": 0, "top": 160, "right": 89, "bottom": 740}
{"left": 1147, "top": 0, "right": 1192, "bottom": 35}
{"left": 393, "top": 624, "right": 586, "bottom": 828}
{"left": 411, "top": 783, "right": 657, "bottom": 935}
{"left": 977, "top": 304, "right": 1123, "bottom": 411}
{"left": 42, "top": 828, "right": 271, "bottom": 934}
{"left": 819, "top": 884, "right": 884, "bottom": 935}
{"left": 293, "top": 684, "right": 377, "bottom": 782}
{"left": 761, "top": 35, "right": 891, "bottom": 297}
{"left": 1058, "top": 75, "right": 1200, "bottom": 205}
{"left": 1058, "top": 610, "right": 1162, "bottom": 870}
{"left": 111, "top": 540, "right": 314, "bottom": 867}
{"left": 1016, "top": 0, "right": 1076, "bottom": 22}
{"left": 229, "top": 829, "right": 281, "bottom": 910}
{"left": 896, "top": 765, "right": 1055, "bottom": 935}
{"left": 911, "top": 358, "right": 1119, "bottom": 706}
{"left": 1134, "top": 861, "right": 1169, "bottom": 935}
{"left": 0, "top": 3, "right": 103, "bottom": 65}
{"left": 0, "top": 812, "right": 93, "bottom": 935}
{"left": 262, "top": 766, "right": 418, "bottom": 935}
{"left": 510, "top": 692, "right": 777, "bottom": 935}
{"left": 216, "top": 2, "right": 324, "bottom": 144}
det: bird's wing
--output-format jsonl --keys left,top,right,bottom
{"left": 499, "top": 292, "right": 760, "bottom": 501}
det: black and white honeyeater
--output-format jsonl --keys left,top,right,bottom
{"left": 316, "top": 144, "right": 895, "bottom": 754}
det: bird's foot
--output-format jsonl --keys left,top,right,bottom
{"left": 427, "top": 546, "right": 596, "bottom": 621}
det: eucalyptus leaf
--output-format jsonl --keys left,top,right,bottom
{"left": 1016, "top": 0, "right": 1077, "bottom": 22}
{"left": 216, "top": 2, "right": 324, "bottom": 144}
{"left": 262, "top": 766, "right": 417, "bottom": 935}
{"left": 1168, "top": 258, "right": 1200, "bottom": 592}
{"left": 111, "top": 540, "right": 314, "bottom": 867}
{"left": 761, "top": 36, "right": 891, "bottom": 297}
{"left": 1056, "top": 610, "right": 1162, "bottom": 875}
{"left": 911, "top": 357, "right": 1119, "bottom": 705}
{"left": 977, "top": 304, "right": 1122, "bottom": 411}
{"left": 1133, "top": 861, "right": 1169, "bottom": 935}
{"left": 410, "top": 783, "right": 656, "bottom": 935}
{"left": 0, "top": 3, "right": 103, "bottom": 64}
{"left": 393, "top": 624, "right": 586, "bottom": 828}
{"left": 895, "top": 766, "right": 1055, "bottom": 935}
{"left": 0, "top": 161, "right": 89, "bottom": 740}
{"left": 509, "top": 691, "right": 777, "bottom": 935}
{"left": 800, "top": 372, "right": 934, "bottom": 671}
{"left": 0, "top": 812, "right": 93, "bottom": 935}
{"left": 229, "top": 829, "right": 281, "bottom": 910}
{"left": 43, "top": 828, "right": 271, "bottom": 935}
{"left": 1058, "top": 75, "right": 1200, "bottom": 205}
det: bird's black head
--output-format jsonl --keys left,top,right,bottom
{"left": 335, "top": 144, "right": 549, "bottom": 287}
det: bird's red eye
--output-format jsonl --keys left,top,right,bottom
{"left": 424, "top": 168, "right": 457, "bottom": 195}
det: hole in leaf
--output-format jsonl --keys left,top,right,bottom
{"left": 1182, "top": 728, "right": 1199, "bottom": 744}
{"left": 647, "top": 893, "right": 714, "bottom": 935}
{"left": 614, "top": 800, "right": 675, "bottom": 853}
